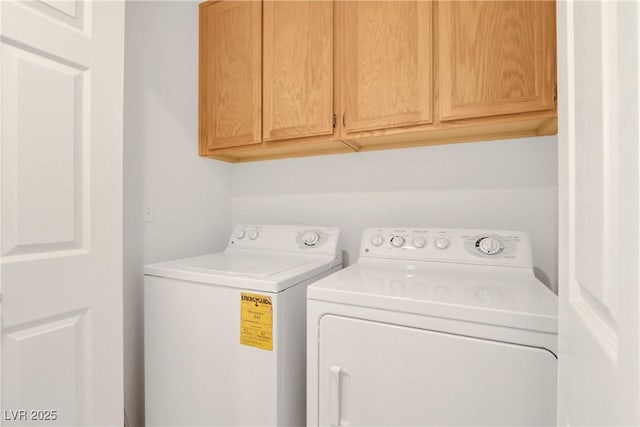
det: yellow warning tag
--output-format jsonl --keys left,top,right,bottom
{"left": 240, "top": 292, "right": 273, "bottom": 351}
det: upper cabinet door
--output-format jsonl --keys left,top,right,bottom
{"left": 263, "top": 1, "right": 334, "bottom": 142}
{"left": 438, "top": 1, "right": 556, "bottom": 121}
{"left": 199, "top": 1, "right": 261, "bottom": 152}
{"left": 342, "top": 1, "right": 433, "bottom": 134}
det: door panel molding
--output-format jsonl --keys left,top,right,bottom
{"left": 557, "top": 0, "right": 639, "bottom": 424}
{"left": 22, "top": 0, "right": 88, "bottom": 33}
{"left": 1, "top": 41, "right": 89, "bottom": 260}
{"left": 4, "top": 309, "right": 91, "bottom": 425}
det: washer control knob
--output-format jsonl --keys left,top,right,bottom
{"left": 248, "top": 230, "right": 259, "bottom": 240}
{"left": 390, "top": 236, "right": 405, "bottom": 248}
{"left": 235, "top": 229, "right": 246, "bottom": 239}
{"left": 412, "top": 236, "right": 426, "bottom": 248}
{"left": 435, "top": 238, "right": 450, "bottom": 249}
{"left": 478, "top": 237, "right": 500, "bottom": 255}
{"left": 370, "top": 234, "right": 385, "bottom": 247}
{"left": 302, "top": 231, "right": 320, "bottom": 246}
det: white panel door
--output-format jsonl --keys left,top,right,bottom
{"left": 557, "top": 1, "right": 640, "bottom": 425}
{"left": 318, "top": 316, "right": 557, "bottom": 426}
{"left": 1, "top": 0, "right": 124, "bottom": 425}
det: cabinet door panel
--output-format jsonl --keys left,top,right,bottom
{"left": 343, "top": 1, "right": 432, "bottom": 134}
{"left": 438, "top": 1, "right": 556, "bottom": 121}
{"left": 199, "top": 1, "right": 261, "bottom": 151}
{"left": 263, "top": 1, "right": 334, "bottom": 142}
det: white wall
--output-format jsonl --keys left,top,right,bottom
{"left": 232, "top": 136, "right": 558, "bottom": 289}
{"left": 123, "top": 2, "right": 232, "bottom": 426}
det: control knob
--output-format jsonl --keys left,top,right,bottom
{"left": 390, "top": 236, "right": 405, "bottom": 248}
{"left": 478, "top": 237, "right": 500, "bottom": 255}
{"left": 248, "top": 230, "right": 259, "bottom": 240}
{"left": 370, "top": 234, "right": 384, "bottom": 247}
{"left": 435, "top": 238, "right": 450, "bottom": 249}
{"left": 302, "top": 231, "right": 320, "bottom": 246}
{"left": 412, "top": 236, "right": 426, "bottom": 248}
{"left": 235, "top": 229, "right": 246, "bottom": 239}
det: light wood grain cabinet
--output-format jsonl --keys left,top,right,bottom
{"left": 263, "top": 1, "right": 335, "bottom": 141}
{"left": 200, "top": 0, "right": 349, "bottom": 161}
{"left": 199, "top": 0, "right": 557, "bottom": 162}
{"left": 341, "top": 0, "right": 557, "bottom": 152}
{"left": 199, "top": 1, "right": 262, "bottom": 153}
{"left": 438, "top": 1, "right": 556, "bottom": 121}
{"left": 341, "top": 0, "right": 432, "bottom": 134}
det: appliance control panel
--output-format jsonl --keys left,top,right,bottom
{"left": 228, "top": 225, "right": 341, "bottom": 257}
{"left": 360, "top": 228, "right": 532, "bottom": 268}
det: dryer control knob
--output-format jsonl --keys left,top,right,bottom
{"left": 478, "top": 237, "right": 500, "bottom": 255}
{"left": 248, "top": 230, "right": 259, "bottom": 240}
{"left": 390, "top": 236, "right": 405, "bottom": 248}
{"left": 435, "top": 238, "right": 450, "bottom": 249}
{"left": 412, "top": 236, "right": 426, "bottom": 248}
{"left": 302, "top": 231, "right": 320, "bottom": 246}
{"left": 235, "top": 229, "right": 246, "bottom": 239}
{"left": 370, "top": 234, "right": 385, "bottom": 247}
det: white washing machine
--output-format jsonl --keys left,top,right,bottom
{"left": 307, "top": 227, "right": 557, "bottom": 427}
{"left": 145, "top": 225, "right": 341, "bottom": 426}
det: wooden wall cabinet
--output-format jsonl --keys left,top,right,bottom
{"left": 199, "top": 0, "right": 557, "bottom": 162}
{"left": 199, "top": 1, "right": 262, "bottom": 152}
{"left": 200, "top": 0, "right": 350, "bottom": 162}
{"left": 438, "top": 1, "right": 556, "bottom": 121}
{"left": 341, "top": 1, "right": 432, "bottom": 134}
{"left": 263, "top": 1, "right": 334, "bottom": 141}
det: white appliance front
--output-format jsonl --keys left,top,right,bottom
{"left": 307, "top": 227, "right": 558, "bottom": 427}
{"left": 317, "top": 314, "right": 556, "bottom": 426}
{"left": 145, "top": 225, "right": 341, "bottom": 426}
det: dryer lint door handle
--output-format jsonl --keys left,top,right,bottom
{"left": 329, "top": 365, "right": 349, "bottom": 426}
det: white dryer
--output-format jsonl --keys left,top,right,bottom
{"left": 307, "top": 227, "right": 557, "bottom": 427}
{"left": 145, "top": 225, "right": 341, "bottom": 426}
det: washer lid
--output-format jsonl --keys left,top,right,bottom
{"left": 307, "top": 259, "right": 558, "bottom": 334}
{"left": 173, "top": 251, "right": 312, "bottom": 277}
{"left": 145, "top": 249, "right": 338, "bottom": 293}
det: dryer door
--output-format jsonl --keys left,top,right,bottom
{"left": 318, "top": 315, "right": 556, "bottom": 426}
